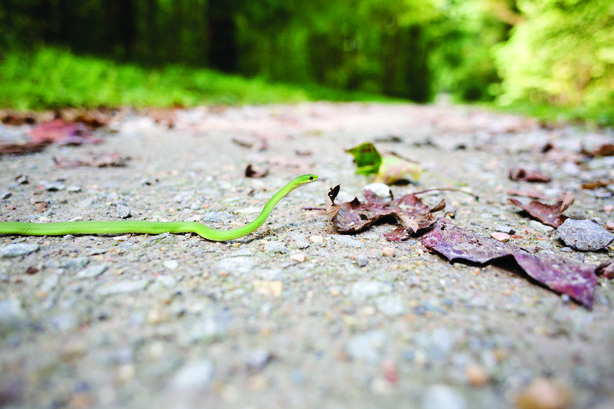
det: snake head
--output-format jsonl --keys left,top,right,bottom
{"left": 297, "top": 174, "right": 319, "bottom": 185}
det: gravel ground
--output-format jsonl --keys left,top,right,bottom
{"left": 1, "top": 103, "right": 613, "bottom": 409}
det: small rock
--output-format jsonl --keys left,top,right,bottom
{"left": 515, "top": 377, "right": 572, "bottom": 409}
{"left": 529, "top": 220, "right": 554, "bottom": 233}
{"left": 363, "top": 183, "right": 392, "bottom": 199}
{"left": 422, "top": 385, "right": 466, "bottom": 409}
{"left": 351, "top": 281, "right": 392, "bottom": 300}
{"left": 157, "top": 275, "right": 177, "bottom": 288}
{"left": 43, "top": 180, "right": 66, "bottom": 191}
{"left": 356, "top": 255, "right": 369, "bottom": 267}
{"left": 290, "top": 253, "right": 306, "bottom": 263}
{"left": 246, "top": 349, "right": 274, "bottom": 372}
{"left": 64, "top": 257, "right": 89, "bottom": 270}
{"left": 382, "top": 247, "right": 395, "bottom": 257}
{"left": 253, "top": 280, "right": 283, "bottom": 297}
{"left": 173, "top": 191, "right": 193, "bottom": 203}
{"left": 214, "top": 257, "right": 254, "bottom": 275}
{"left": 77, "top": 264, "right": 109, "bottom": 279}
{"left": 495, "top": 225, "right": 516, "bottom": 234}
{"left": 263, "top": 240, "right": 288, "bottom": 254}
{"left": 346, "top": 330, "right": 387, "bottom": 362}
{"left": 606, "top": 220, "right": 614, "bottom": 231}
{"left": 0, "top": 243, "right": 39, "bottom": 258}
{"left": 1, "top": 191, "right": 11, "bottom": 199}
{"left": 117, "top": 204, "right": 131, "bottom": 219}
{"left": 163, "top": 260, "right": 179, "bottom": 270}
{"left": 0, "top": 298, "right": 26, "bottom": 325}
{"left": 97, "top": 279, "right": 150, "bottom": 295}
{"left": 40, "top": 273, "right": 60, "bottom": 292}
{"left": 491, "top": 232, "right": 510, "bottom": 242}
{"left": 556, "top": 219, "right": 613, "bottom": 251}
{"left": 171, "top": 359, "right": 214, "bottom": 391}
{"left": 375, "top": 295, "right": 405, "bottom": 316}
{"left": 309, "top": 235, "right": 324, "bottom": 244}
{"left": 465, "top": 364, "right": 489, "bottom": 387}
{"left": 330, "top": 234, "right": 363, "bottom": 248}
{"left": 67, "top": 185, "right": 82, "bottom": 193}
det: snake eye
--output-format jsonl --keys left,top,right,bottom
{"left": 309, "top": 176, "right": 314, "bottom": 180}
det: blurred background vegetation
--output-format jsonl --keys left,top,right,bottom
{"left": 0, "top": 0, "right": 612, "bottom": 124}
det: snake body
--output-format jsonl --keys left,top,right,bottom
{"left": 0, "top": 174, "right": 318, "bottom": 241}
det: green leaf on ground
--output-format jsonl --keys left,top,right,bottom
{"left": 345, "top": 142, "right": 421, "bottom": 184}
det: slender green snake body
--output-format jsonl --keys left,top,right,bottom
{"left": 0, "top": 174, "right": 318, "bottom": 241}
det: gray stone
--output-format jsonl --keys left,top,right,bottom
{"left": 363, "top": 183, "right": 392, "bottom": 199}
{"left": 77, "top": 264, "right": 109, "bottom": 279}
{"left": 422, "top": 385, "right": 466, "bottom": 409}
{"left": 351, "top": 281, "right": 392, "bottom": 299}
{"left": 556, "top": 219, "right": 613, "bottom": 251}
{"left": 246, "top": 349, "right": 274, "bottom": 372}
{"left": 117, "top": 204, "right": 132, "bottom": 219}
{"left": 43, "top": 180, "right": 66, "bottom": 191}
{"left": 0, "top": 243, "right": 39, "bottom": 258}
{"left": 214, "top": 257, "right": 254, "bottom": 275}
{"left": 156, "top": 275, "right": 177, "bottom": 288}
{"left": 330, "top": 234, "right": 363, "bottom": 248}
{"left": 64, "top": 257, "right": 90, "bottom": 270}
{"left": 375, "top": 295, "right": 406, "bottom": 316}
{"left": 346, "top": 330, "right": 387, "bottom": 362}
{"left": 40, "top": 273, "right": 60, "bottom": 292}
{"left": 97, "top": 279, "right": 150, "bottom": 295}
{"left": 263, "top": 240, "right": 288, "bottom": 254}
{"left": 0, "top": 298, "right": 26, "bottom": 325}
{"left": 173, "top": 191, "right": 194, "bottom": 203}
{"left": 1, "top": 191, "right": 11, "bottom": 199}
{"left": 170, "top": 359, "right": 214, "bottom": 391}
{"left": 356, "top": 255, "right": 369, "bottom": 267}
{"left": 67, "top": 185, "right": 82, "bottom": 192}
{"left": 495, "top": 225, "right": 515, "bottom": 234}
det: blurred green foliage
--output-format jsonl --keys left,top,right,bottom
{"left": 0, "top": 0, "right": 612, "bottom": 125}
{"left": 0, "top": 48, "right": 393, "bottom": 109}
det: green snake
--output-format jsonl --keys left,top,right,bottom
{"left": 0, "top": 174, "right": 318, "bottom": 241}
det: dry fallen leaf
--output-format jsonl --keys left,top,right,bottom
{"left": 509, "top": 168, "right": 551, "bottom": 183}
{"left": 422, "top": 219, "right": 598, "bottom": 308}
{"left": 508, "top": 193, "right": 574, "bottom": 228}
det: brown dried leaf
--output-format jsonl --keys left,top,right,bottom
{"left": 30, "top": 119, "right": 102, "bottom": 145}
{"left": 508, "top": 193, "right": 574, "bottom": 228}
{"left": 0, "top": 141, "right": 52, "bottom": 155}
{"left": 330, "top": 191, "right": 441, "bottom": 240}
{"left": 244, "top": 164, "right": 269, "bottom": 178}
{"left": 581, "top": 179, "right": 613, "bottom": 190}
{"left": 422, "top": 219, "right": 599, "bottom": 308}
{"left": 582, "top": 143, "right": 614, "bottom": 157}
{"left": 596, "top": 261, "right": 614, "bottom": 279}
{"left": 509, "top": 168, "right": 551, "bottom": 183}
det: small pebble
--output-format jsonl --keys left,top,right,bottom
{"left": 382, "top": 247, "right": 395, "bottom": 257}
{"left": 263, "top": 240, "right": 288, "bottom": 254}
{"left": 495, "top": 225, "right": 515, "bottom": 234}
{"left": 77, "top": 264, "right": 109, "bottom": 279}
{"left": 491, "top": 232, "right": 510, "bottom": 242}
{"left": 606, "top": 220, "right": 614, "bottom": 231}
{"left": 465, "top": 364, "right": 489, "bottom": 387}
{"left": 117, "top": 204, "right": 132, "bottom": 219}
{"left": 246, "top": 349, "right": 274, "bottom": 372}
{"left": 170, "top": 359, "right": 214, "bottom": 391}
{"left": 363, "top": 183, "right": 392, "bottom": 199}
{"left": 97, "top": 279, "right": 150, "bottom": 295}
{"left": 346, "top": 330, "right": 387, "bottom": 363}
{"left": 330, "top": 234, "right": 363, "bottom": 248}
{"left": 422, "top": 384, "right": 466, "bottom": 409}
{"left": 0, "top": 243, "right": 40, "bottom": 258}
{"left": 290, "top": 253, "right": 306, "bottom": 263}
{"left": 1, "top": 191, "right": 11, "bottom": 199}
{"left": 309, "top": 235, "right": 324, "bottom": 244}
{"left": 43, "top": 180, "right": 66, "bottom": 191}
{"left": 356, "top": 255, "right": 369, "bottom": 267}
{"left": 556, "top": 219, "right": 613, "bottom": 251}
{"left": 67, "top": 185, "right": 82, "bottom": 192}
{"left": 351, "top": 281, "right": 392, "bottom": 300}
{"left": 515, "top": 377, "right": 572, "bottom": 409}
{"left": 163, "top": 260, "right": 179, "bottom": 270}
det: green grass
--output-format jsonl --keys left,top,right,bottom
{"left": 494, "top": 102, "right": 614, "bottom": 128}
{"left": 0, "top": 48, "right": 393, "bottom": 110}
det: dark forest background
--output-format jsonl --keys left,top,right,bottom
{"left": 1, "top": 0, "right": 612, "bottom": 122}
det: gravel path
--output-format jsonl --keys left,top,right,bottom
{"left": 1, "top": 103, "right": 613, "bottom": 409}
